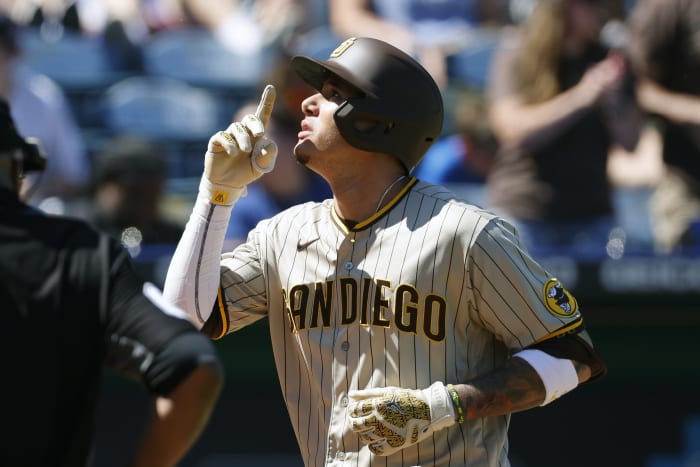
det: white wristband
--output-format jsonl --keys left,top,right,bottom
{"left": 514, "top": 349, "right": 578, "bottom": 405}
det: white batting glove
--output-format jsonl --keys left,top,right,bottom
{"left": 200, "top": 85, "right": 278, "bottom": 205}
{"left": 347, "top": 381, "right": 456, "bottom": 456}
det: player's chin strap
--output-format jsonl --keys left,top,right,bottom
{"left": 513, "top": 349, "right": 579, "bottom": 405}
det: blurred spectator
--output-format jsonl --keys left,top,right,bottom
{"left": 485, "top": 0, "right": 641, "bottom": 257}
{"left": 0, "top": 12, "right": 90, "bottom": 208}
{"left": 77, "top": 0, "right": 184, "bottom": 37}
{"left": 3, "top": 0, "right": 184, "bottom": 72}
{"left": 88, "top": 135, "right": 184, "bottom": 249}
{"left": 90, "top": 0, "right": 212, "bottom": 73}
{"left": 178, "top": 0, "right": 305, "bottom": 55}
{"left": 78, "top": 0, "right": 151, "bottom": 73}
{"left": 413, "top": 85, "right": 497, "bottom": 208}
{"left": 626, "top": 0, "right": 700, "bottom": 254}
{"left": 327, "top": 0, "right": 511, "bottom": 89}
{"left": 223, "top": 53, "right": 331, "bottom": 250}
{"left": 413, "top": 86, "right": 497, "bottom": 187}
{"left": 3, "top": 0, "right": 81, "bottom": 41}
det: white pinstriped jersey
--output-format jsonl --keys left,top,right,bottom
{"left": 215, "top": 178, "right": 584, "bottom": 466}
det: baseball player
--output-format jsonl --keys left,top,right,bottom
{"left": 0, "top": 99, "right": 223, "bottom": 467}
{"left": 164, "top": 37, "right": 607, "bottom": 466}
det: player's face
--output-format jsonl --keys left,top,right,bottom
{"left": 294, "top": 79, "right": 361, "bottom": 171}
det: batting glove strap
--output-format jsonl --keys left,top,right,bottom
{"left": 198, "top": 176, "right": 247, "bottom": 206}
{"left": 423, "top": 381, "right": 457, "bottom": 431}
{"left": 347, "top": 382, "right": 456, "bottom": 456}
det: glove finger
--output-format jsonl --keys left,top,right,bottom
{"left": 255, "top": 84, "right": 276, "bottom": 127}
{"left": 241, "top": 114, "right": 265, "bottom": 138}
{"left": 251, "top": 138, "right": 277, "bottom": 173}
{"left": 349, "top": 413, "right": 379, "bottom": 432}
{"left": 226, "top": 122, "right": 253, "bottom": 153}
{"left": 358, "top": 428, "right": 382, "bottom": 444}
{"left": 208, "top": 131, "right": 237, "bottom": 154}
{"left": 368, "top": 440, "right": 397, "bottom": 457}
{"left": 348, "top": 399, "right": 376, "bottom": 418}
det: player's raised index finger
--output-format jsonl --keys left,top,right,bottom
{"left": 255, "top": 84, "right": 276, "bottom": 127}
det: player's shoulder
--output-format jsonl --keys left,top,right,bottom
{"left": 413, "top": 180, "right": 495, "bottom": 217}
{"left": 2, "top": 203, "right": 127, "bottom": 302}
{"left": 24, "top": 207, "right": 133, "bottom": 274}
{"left": 412, "top": 179, "right": 514, "bottom": 239}
{"left": 22, "top": 204, "right": 102, "bottom": 248}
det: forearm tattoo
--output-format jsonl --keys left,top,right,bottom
{"left": 457, "top": 357, "right": 547, "bottom": 420}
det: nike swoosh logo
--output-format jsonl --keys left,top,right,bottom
{"left": 297, "top": 238, "right": 319, "bottom": 251}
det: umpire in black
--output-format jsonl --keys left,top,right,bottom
{"left": 0, "top": 99, "right": 224, "bottom": 466}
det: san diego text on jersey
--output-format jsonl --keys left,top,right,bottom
{"left": 283, "top": 276, "right": 447, "bottom": 341}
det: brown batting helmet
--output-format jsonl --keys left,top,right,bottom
{"left": 291, "top": 37, "right": 444, "bottom": 173}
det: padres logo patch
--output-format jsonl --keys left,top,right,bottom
{"left": 542, "top": 279, "right": 578, "bottom": 318}
{"left": 330, "top": 37, "right": 357, "bottom": 58}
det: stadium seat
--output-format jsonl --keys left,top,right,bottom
{"left": 101, "top": 76, "right": 220, "bottom": 139}
{"left": 19, "top": 29, "right": 122, "bottom": 90}
{"left": 448, "top": 28, "right": 503, "bottom": 89}
{"left": 142, "top": 27, "right": 270, "bottom": 94}
{"left": 101, "top": 76, "right": 224, "bottom": 177}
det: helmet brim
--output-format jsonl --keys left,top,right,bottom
{"left": 291, "top": 55, "right": 376, "bottom": 98}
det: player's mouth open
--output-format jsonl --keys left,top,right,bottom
{"left": 298, "top": 122, "right": 312, "bottom": 140}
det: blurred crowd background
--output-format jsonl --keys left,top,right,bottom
{"left": 2, "top": 0, "right": 691, "bottom": 273}
{"left": 4, "top": 2, "right": 700, "bottom": 467}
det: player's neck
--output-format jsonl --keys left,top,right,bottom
{"left": 333, "top": 172, "right": 409, "bottom": 224}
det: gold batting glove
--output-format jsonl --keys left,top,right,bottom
{"left": 200, "top": 85, "right": 278, "bottom": 205}
{"left": 347, "top": 381, "right": 456, "bottom": 456}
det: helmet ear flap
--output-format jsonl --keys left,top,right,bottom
{"left": 336, "top": 100, "right": 386, "bottom": 134}
{"left": 335, "top": 99, "right": 395, "bottom": 155}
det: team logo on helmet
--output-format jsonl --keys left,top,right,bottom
{"left": 542, "top": 278, "right": 579, "bottom": 318}
{"left": 330, "top": 37, "right": 357, "bottom": 58}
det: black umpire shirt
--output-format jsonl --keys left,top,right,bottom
{"left": 0, "top": 187, "right": 219, "bottom": 466}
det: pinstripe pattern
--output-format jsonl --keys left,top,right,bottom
{"left": 217, "top": 179, "right": 582, "bottom": 466}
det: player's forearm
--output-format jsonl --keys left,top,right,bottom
{"left": 453, "top": 356, "right": 590, "bottom": 419}
{"left": 163, "top": 196, "right": 232, "bottom": 327}
{"left": 456, "top": 357, "right": 545, "bottom": 418}
{"left": 127, "top": 362, "right": 224, "bottom": 467}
